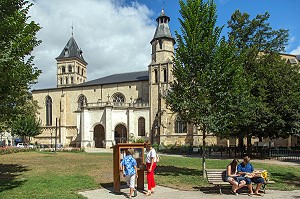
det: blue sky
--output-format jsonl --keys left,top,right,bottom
{"left": 137, "top": 0, "right": 300, "bottom": 54}
{"left": 30, "top": 0, "right": 300, "bottom": 89}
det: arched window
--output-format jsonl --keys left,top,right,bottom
{"left": 71, "top": 76, "right": 73, "bottom": 84}
{"left": 68, "top": 65, "right": 72, "bottom": 73}
{"left": 46, "top": 96, "right": 52, "bottom": 126}
{"left": 163, "top": 68, "right": 167, "bottom": 82}
{"left": 60, "top": 77, "right": 63, "bottom": 85}
{"left": 138, "top": 117, "right": 145, "bottom": 136}
{"left": 154, "top": 69, "right": 158, "bottom": 83}
{"left": 175, "top": 117, "right": 187, "bottom": 134}
{"left": 112, "top": 93, "right": 125, "bottom": 104}
{"left": 77, "top": 66, "right": 80, "bottom": 74}
{"left": 62, "top": 66, "right": 65, "bottom": 74}
{"left": 82, "top": 68, "right": 84, "bottom": 75}
{"left": 66, "top": 77, "right": 68, "bottom": 84}
{"left": 78, "top": 94, "right": 87, "bottom": 109}
{"left": 159, "top": 39, "right": 163, "bottom": 49}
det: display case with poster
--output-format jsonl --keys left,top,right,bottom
{"left": 112, "top": 143, "right": 145, "bottom": 193}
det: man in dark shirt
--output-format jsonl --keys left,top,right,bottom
{"left": 237, "top": 156, "right": 264, "bottom": 196}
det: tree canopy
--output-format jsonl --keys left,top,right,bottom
{"left": 11, "top": 114, "right": 42, "bottom": 143}
{"left": 0, "top": 0, "right": 41, "bottom": 128}
{"left": 227, "top": 10, "right": 300, "bottom": 139}
{"left": 166, "top": 1, "right": 300, "bottom": 150}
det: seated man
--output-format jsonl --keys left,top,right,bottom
{"left": 237, "top": 156, "right": 264, "bottom": 196}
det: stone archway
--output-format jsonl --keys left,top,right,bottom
{"left": 114, "top": 124, "right": 127, "bottom": 144}
{"left": 94, "top": 124, "right": 105, "bottom": 148}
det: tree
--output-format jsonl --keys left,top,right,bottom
{"left": 227, "top": 10, "right": 300, "bottom": 142}
{"left": 0, "top": 0, "right": 41, "bottom": 128}
{"left": 165, "top": 0, "right": 248, "bottom": 177}
{"left": 11, "top": 114, "right": 42, "bottom": 143}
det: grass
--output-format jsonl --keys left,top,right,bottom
{"left": 156, "top": 155, "right": 300, "bottom": 191}
{"left": 1, "top": 151, "right": 300, "bottom": 198}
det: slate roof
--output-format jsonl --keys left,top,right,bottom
{"left": 79, "top": 71, "right": 149, "bottom": 86}
{"left": 56, "top": 36, "right": 87, "bottom": 64}
{"left": 151, "top": 9, "right": 174, "bottom": 44}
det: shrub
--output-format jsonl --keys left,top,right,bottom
{"left": 0, "top": 146, "right": 36, "bottom": 155}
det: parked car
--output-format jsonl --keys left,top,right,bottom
{"left": 16, "top": 143, "right": 25, "bottom": 148}
{"left": 56, "top": 143, "right": 63, "bottom": 148}
{"left": 39, "top": 144, "right": 50, "bottom": 148}
{"left": 16, "top": 143, "right": 35, "bottom": 148}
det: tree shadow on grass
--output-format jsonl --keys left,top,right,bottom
{"left": 155, "top": 165, "right": 201, "bottom": 177}
{"left": 0, "top": 164, "right": 29, "bottom": 193}
{"left": 272, "top": 171, "right": 300, "bottom": 187}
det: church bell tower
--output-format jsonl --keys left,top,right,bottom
{"left": 149, "top": 8, "right": 175, "bottom": 144}
{"left": 56, "top": 36, "right": 87, "bottom": 88}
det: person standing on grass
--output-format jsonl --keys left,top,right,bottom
{"left": 237, "top": 156, "right": 264, "bottom": 196}
{"left": 144, "top": 141, "right": 157, "bottom": 196}
{"left": 121, "top": 148, "right": 138, "bottom": 198}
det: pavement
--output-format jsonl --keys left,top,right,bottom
{"left": 79, "top": 185, "right": 300, "bottom": 199}
{"left": 80, "top": 148, "right": 300, "bottom": 199}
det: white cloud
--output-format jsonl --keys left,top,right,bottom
{"left": 290, "top": 46, "right": 300, "bottom": 55}
{"left": 29, "top": 0, "right": 156, "bottom": 89}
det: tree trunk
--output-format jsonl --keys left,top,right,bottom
{"left": 202, "top": 128, "right": 206, "bottom": 178}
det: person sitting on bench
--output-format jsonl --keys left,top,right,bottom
{"left": 237, "top": 156, "right": 264, "bottom": 196}
{"left": 225, "top": 159, "right": 246, "bottom": 195}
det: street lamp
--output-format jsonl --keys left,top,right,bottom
{"left": 50, "top": 131, "right": 53, "bottom": 148}
{"left": 0, "top": 132, "right": 3, "bottom": 147}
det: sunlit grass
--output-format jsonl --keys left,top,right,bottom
{"left": 1, "top": 151, "right": 299, "bottom": 198}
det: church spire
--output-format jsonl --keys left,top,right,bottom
{"left": 56, "top": 36, "right": 87, "bottom": 64}
{"left": 151, "top": 8, "right": 175, "bottom": 44}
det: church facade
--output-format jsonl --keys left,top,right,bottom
{"left": 32, "top": 9, "right": 299, "bottom": 148}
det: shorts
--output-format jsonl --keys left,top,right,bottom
{"left": 224, "top": 176, "right": 234, "bottom": 182}
{"left": 125, "top": 174, "right": 136, "bottom": 188}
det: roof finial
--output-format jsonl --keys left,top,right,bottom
{"left": 71, "top": 22, "right": 74, "bottom": 37}
{"left": 161, "top": 1, "right": 165, "bottom": 15}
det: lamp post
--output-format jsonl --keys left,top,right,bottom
{"left": 50, "top": 131, "right": 53, "bottom": 148}
{"left": 0, "top": 132, "right": 3, "bottom": 147}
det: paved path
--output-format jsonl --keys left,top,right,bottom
{"left": 82, "top": 148, "right": 300, "bottom": 198}
{"left": 79, "top": 185, "right": 300, "bottom": 199}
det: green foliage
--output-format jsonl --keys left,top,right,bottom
{"left": 166, "top": 0, "right": 222, "bottom": 128}
{"left": 11, "top": 114, "right": 42, "bottom": 141}
{"left": 228, "top": 10, "right": 300, "bottom": 139}
{"left": 0, "top": 0, "right": 41, "bottom": 128}
{"left": 166, "top": 0, "right": 249, "bottom": 138}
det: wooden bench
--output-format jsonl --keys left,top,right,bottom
{"left": 205, "top": 169, "right": 275, "bottom": 194}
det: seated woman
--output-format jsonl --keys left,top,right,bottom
{"left": 225, "top": 159, "right": 246, "bottom": 195}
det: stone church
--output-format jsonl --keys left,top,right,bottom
{"left": 32, "top": 9, "right": 299, "bottom": 148}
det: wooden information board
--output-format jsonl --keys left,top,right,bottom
{"left": 112, "top": 143, "right": 145, "bottom": 193}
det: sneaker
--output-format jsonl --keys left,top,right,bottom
{"left": 231, "top": 190, "right": 238, "bottom": 196}
{"left": 133, "top": 189, "right": 137, "bottom": 197}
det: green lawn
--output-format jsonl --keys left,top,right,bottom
{"left": 156, "top": 155, "right": 300, "bottom": 191}
{"left": 0, "top": 151, "right": 299, "bottom": 198}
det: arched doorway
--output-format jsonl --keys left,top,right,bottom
{"left": 94, "top": 124, "right": 105, "bottom": 148}
{"left": 114, "top": 124, "right": 127, "bottom": 144}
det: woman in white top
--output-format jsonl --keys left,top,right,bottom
{"left": 145, "top": 141, "right": 157, "bottom": 196}
{"left": 225, "top": 159, "right": 246, "bottom": 195}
